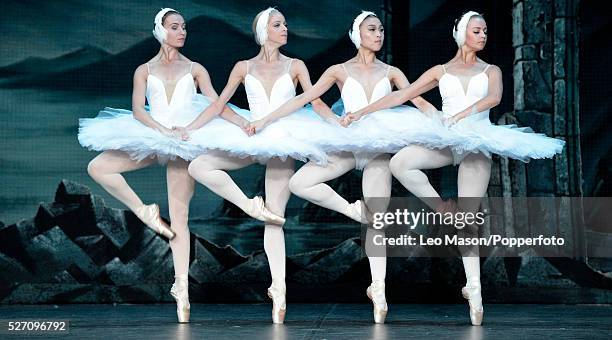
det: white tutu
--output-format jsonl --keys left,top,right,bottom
{"left": 320, "top": 100, "right": 456, "bottom": 169}
{"left": 432, "top": 65, "right": 565, "bottom": 163}
{"left": 78, "top": 96, "right": 218, "bottom": 163}
{"left": 447, "top": 111, "right": 566, "bottom": 163}
{"left": 189, "top": 105, "right": 337, "bottom": 164}
{"left": 79, "top": 95, "right": 334, "bottom": 164}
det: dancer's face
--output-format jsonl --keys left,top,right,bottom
{"left": 359, "top": 16, "right": 384, "bottom": 52}
{"left": 465, "top": 17, "right": 487, "bottom": 51}
{"left": 267, "top": 12, "right": 288, "bottom": 46}
{"left": 164, "top": 13, "right": 187, "bottom": 48}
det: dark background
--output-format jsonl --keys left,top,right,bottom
{"left": 0, "top": 0, "right": 610, "bottom": 304}
{"left": 0, "top": 0, "right": 520, "bottom": 224}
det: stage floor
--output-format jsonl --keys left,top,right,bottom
{"left": 1, "top": 303, "right": 610, "bottom": 339}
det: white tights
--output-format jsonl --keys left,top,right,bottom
{"left": 389, "top": 145, "right": 491, "bottom": 307}
{"left": 288, "top": 152, "right": 391, "bottom": 282}
{"left": 188, "top": 151, "right": 294, "bottom": 290}
{"left": 87, "top": 150, "right": 194, "bottom": 279}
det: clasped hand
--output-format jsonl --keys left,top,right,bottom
{"left": 165, "top": 126, "right": 189, "bottom": 141}
{"left": 339, "top": 112, "right": 363, "bottom": 127}
{"left": 426, "top": 110, "right": 458, "bottom": 128}
{"left": 244, "top": 119, "right": 267, "bottom": 136}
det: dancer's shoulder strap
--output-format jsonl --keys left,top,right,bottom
{"left": 286, "top": 58, "right": 294, "bottom": 72}
{"left": 341, "top": 63, "right": 349, "bottom": 77}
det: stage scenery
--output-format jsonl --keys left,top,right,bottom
{"left": 0, "top": 0, "right": 610, "bottom": 339}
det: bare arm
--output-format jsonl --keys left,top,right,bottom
{"left": 450, "top": 65, "right": 503, "bottom": 123}
{"left": 352, "top": 65, "right": 442, "bottom": 117}
{"left": 293, "top": 60, "right": 340, "bottom": 124}
{"left": 131, "top": 65, "right": 177, "bottom": 136}
{"left": 185, "top": 61, "right": 248, "bottom": 131}
{"left": 388, "top": 66, "right": 437, "bottom": 114}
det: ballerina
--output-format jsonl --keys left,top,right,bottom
{"left": 344, "top": 11, "right": 565, "bottom": 326}
{"left": 247, "top": 11, "right": 449, "bottom": 324}
{"left": 179, "top": 7, "right": 341, "bottom": 324}
{"left": 78, "top": 8, "right": 251, "bottom": 323}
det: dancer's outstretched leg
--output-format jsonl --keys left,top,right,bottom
{"left": 362, "top": 154, "right": 392, "bottom": 324}
{"left": 263, "top": 157, "right": 294, "bottom": 324}
{"left": 188, "top": 151, "right": 254, "bottom": 210}
{"left": 166, "top": 159, "right": 195, "bottom": 323}
{"left": 87, "top": 150, "right": 173, "bottom": 238}
{"left": 187, "top": 151, "right": 284, "bottom": 224}
{"left": 87, "top": 150, "right": 155, "bottom": 211}
{"left": 288, "top": 152, "right": 362, "bottom": 222}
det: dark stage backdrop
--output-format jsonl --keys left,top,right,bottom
{"left": 1, "top": 0, "right": 523, "bottom": 225}
{"left": 0, "top": 0, "right": 378, "bottom": 224}
{"left": 0, "top": 0, "right": 610, "bottom": 304}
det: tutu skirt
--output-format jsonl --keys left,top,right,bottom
{"left": 189, "top": 105, "right": 339, "bottom": 164}
{"left": 78, "top": 102, "right": 208, "bottom": 163}
{"left": 446, "top": 111, "right": 565, "bottom": 163}
{"left": 320, "top": 101, "right": 457, "bottom": 169}
{"left": 311, "top": 102, "right": 565, "bottom": 167}
{"left": 79, "top": 95, "right": 336, "bottom": 164}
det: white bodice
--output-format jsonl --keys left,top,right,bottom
{"left": 146, "top": 65, "right": 196, "bottom": 128}
{"left": 439, "top": 66, "right": 490, "bottom": 117}
{"left": 339, "top": 64, "right": 393, "bottom": 170}
{"left": 341, "top": 75, "right": 392, "bottom": 113}
{"left": 244, "top": 60, "right": 296, "bottom": 120}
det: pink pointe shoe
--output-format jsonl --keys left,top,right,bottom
{"left": 366, "top": 280, "right": 388, "bottom": 324}
{"left": 461, "top": 285, "right": 484, "bottom": 326}
{"left": 267, "top": 282, "right": 287, "bottom": 324}
{"left": 134, "top": 203, "right": 175, "bottom": 240}
{"left": 247, "top": 196, "right": 285, "bottom": 225}
{"left": 347, "top": 200, "right": 369, "bottom": 224}
{"left": 170, "top": 276, "right": 190, "bottom": 323}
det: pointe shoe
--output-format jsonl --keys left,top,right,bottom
{"left": 170, "top": 278, "right": 190, "bottom": 323}
{"left": 366, "top": 280, "right": 388, "bottom": 324}
{"left": 267, "top": 284, "right": 287, "bottom": 324}
{"left": 135, "top": 204, "right": 175, "bottom": 240}
{"left": 461, "top": 286, "right": 484, "bottom": 326}
{"left": 347, "top": 200, "right": 369, "bottom": 224}
{"left": 247, "top": 196, "right": 285, "bottom": 225}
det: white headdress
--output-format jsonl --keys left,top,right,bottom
{"left": 152, "top": 8, "right": 178, "bottom": 45}
{"left": 452, "top": 11, "right": 481, "bottom": 47}
{"left": 348, "top": 11, "right": 377, "bottom": 49}
{"left": 255, "top": 7, "right": 276, "bottom": 45}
